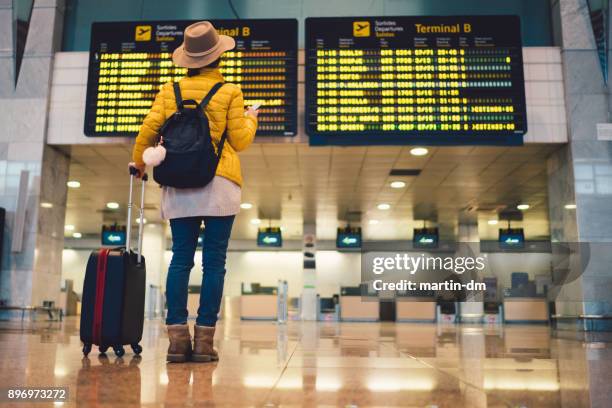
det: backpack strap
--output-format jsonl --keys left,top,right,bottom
{"left": 197, "top": 82, "right": 227, "bottom": 159}
{"left": 198, "top": 82, "right": 225, "bottom": 108}
{"left": 174, "top": 82, "right": 199, "bottom": 110}
{"left": 216, "top": 131, "right": 228, "bottom": 160}
{"left": 172, "top": 82, "right": 184, "bottom": 110}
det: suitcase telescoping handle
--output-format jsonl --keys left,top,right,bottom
{"left": 127, "top": 167, "right": 147, "bottom": 263}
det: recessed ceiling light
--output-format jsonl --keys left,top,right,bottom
{"left": 40, "top": 202, "right": 53, "bottom": 208}
{"left": 410, "top": 147, "right": 429, "bottom": 156}
{"left": 64, "top": 224, "right": 75, "bottom": 231}
{"left": 377, "top": 203, "right": 391, "bottom": 210}
{"left": 106, "top": 202, "right": 120, "bottom": 210}
{"left": 72, "top": 232, "right": 82, "bottom": 239}
{"left": 564, "top": 204, "right": 576, "bottom": 210}
{"left": 487, "top": 219, "right": 499, "bottom": 225}
{"left": 240, "top": 202, "right": 253, "bottom": 209}
{"left": 250, "top": 218, "right": 261, "bottom": 225}
{"left": 517, "top": 204, "right": 530, "bottom": 210}
{"left": 136, "top": 218, "right": 147, "bottom": 224}
{"left": 390, "top": 181, "right": 406, "bottom": 189}
{"left": 67, "top": 180, "right": 81, "bottom": 188}
{"left": 369, "top": 219, "right": 380, "bottom": 225}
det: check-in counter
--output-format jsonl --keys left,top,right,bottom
{"left": 240, "top": 284, "right": 278, "bottom": 320}
{"left": 503, "top": 297, "right": 548, "bottom": 323}
{"left": 396, "top": 297, "right": 436, "bottom": 322}
{"left": 340, "top": 287, "right": 379, "bottom": 322}
{"left": 240, "top": 295, "right": 277, "bottom": 320}
{"left": 340, "top": 296, "right": 379, "bottom": 321}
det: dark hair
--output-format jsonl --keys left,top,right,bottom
{"left": 186, "top": 58, "right": 221, "bottom": 76}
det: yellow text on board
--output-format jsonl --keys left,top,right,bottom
{"left": 414, "top": 23, "right": 472, "bottom": 34}
{"left": 217, "top": 26, "right": 251, "bottom": 37}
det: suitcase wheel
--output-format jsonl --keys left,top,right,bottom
{"left": 82, "top": 343, "right": 92, "bottom": 356}
{"left": 131, "top": 344, "right": 143, "bottom": 355}
{"left": 113, "top": 346, "right": 125, "bottom": 357}
{"left": 98, "top": 345, "right": 108, "bottom": 355}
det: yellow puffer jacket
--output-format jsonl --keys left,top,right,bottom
{"left": 132, "top": 68, "right": 257, "bottom": 187}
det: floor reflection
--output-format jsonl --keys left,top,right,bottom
{"left": 76, "top": 355, "right": 142, "bottom": 406}
{"left": 163, "top": 362, "right": 217, "bottom": 407}
{"left": 0, "top": 317, "right": 609, "bottom": 407}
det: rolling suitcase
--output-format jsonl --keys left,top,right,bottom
{"left": 80, "top": 168, "right": 148, "bottom": 357}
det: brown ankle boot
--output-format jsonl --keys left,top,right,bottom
{"left": 193, "top": 325, "right": 218, "bottom": 362}
{"left": 166, "top": 324, "right": 192, "bottom": 363}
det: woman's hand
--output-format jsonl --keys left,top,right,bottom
{"left": 128, "top": 162, "right": 146, "bottom": 178}
{"left": 245, "top": 107, "right": 259, "bottom": 119}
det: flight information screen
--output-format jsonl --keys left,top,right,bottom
{"left": 85, "top": 19, "right": 298, "bottom": 137}
{"left": 305, "top": 16, "right": 527, "bottom": 145}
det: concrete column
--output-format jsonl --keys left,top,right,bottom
{"left": 456, "top": 223, "right": 484, "bottom": 318}
{"left": 0, "top": 0, "right": 69, "bottom": 315}
{"left": 457, "top": 223, "right": 479, "bottom": 242}
{"left": 547, "top": 0, "right": 612, "bottom": 330}
{"left": 300, "top": 223, "right": 317, "bottom": 321}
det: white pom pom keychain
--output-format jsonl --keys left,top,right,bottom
{"left": 143, "top": 136, "right": 166, "bottom": 167}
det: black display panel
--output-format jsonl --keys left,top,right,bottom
{"left": 337, "top": 227, "right": 362, "bottom": 248}
{"left": 413, "top": 228, "right": 439, "bottom": 249}
{"left": 85, "top": 19, "right": 298, "bottom": 137}
{"left": 499, "top": 228, "right": 525, "bottom": 248}
{"left": 305, "top": 16, "right": 527, "bottom": 145}
{"left": 257, "top": 227, "right": 282, "bottom": 247}
{"left": 101, "top": 225, "right": 126, "bottom": 246}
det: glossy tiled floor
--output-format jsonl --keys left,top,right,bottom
{"left": 0, "top": 317, "right": 611, "bottom": 407}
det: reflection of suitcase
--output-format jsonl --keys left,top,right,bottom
{"left": 80, "top": 170, "right": 147, "bottom": 357}
{"left": 76, "top": 356, "right": 141, "bottom": 405}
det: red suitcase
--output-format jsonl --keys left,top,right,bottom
{"left": 80, "top": 169, "right": 147, "bottom": 356}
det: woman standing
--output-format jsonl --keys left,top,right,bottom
{"left": 129, "top": 21, "right": 258, "bottom": 362}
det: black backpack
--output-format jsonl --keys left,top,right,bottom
{"left": 153, "top": 82, "right": 227, "bottom": 189}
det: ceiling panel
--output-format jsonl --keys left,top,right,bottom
{"left": 64, "top": 143, "right": 562, "bottom": 242}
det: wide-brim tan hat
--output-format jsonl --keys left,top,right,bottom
{"left": 172, "top": 21, "right": 235, "bottom": 68}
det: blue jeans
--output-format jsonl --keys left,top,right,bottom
{"left": 165, "top": 215, "right": 235, "bottom": 327}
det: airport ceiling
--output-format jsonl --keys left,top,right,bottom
{"left": 63, "top": 143, "right": 560, "bottom": 242}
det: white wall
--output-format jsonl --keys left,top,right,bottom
{"left": 161, "top": 250, "right": 361, "bottom": 298}
{"left": 62, "top": 249, "right": 308, "bottom": 297}
{"left": 162, "top": 250, "right": 304, "bottom": 297}
{"left": 62, "top": 249, "right": 91, "bottom": 294}
{"left": 315, "top": 251, "right": 362, "bottom": 296}
{"left": 62, "top": 248, "right": 551, "bottom": 298}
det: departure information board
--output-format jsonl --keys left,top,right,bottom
{"left": 305, "top": 16, "right": 527, "bottom": 145}
{"left": 85, "top": 19, "right": 297, "bottom": 137}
